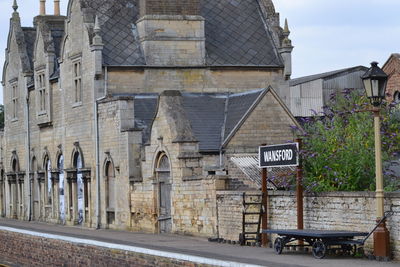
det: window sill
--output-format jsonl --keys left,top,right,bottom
{"left": 38, "top": 111, "right": 47, "bottom": 116}
{"left": 72, "top": 102, "right": 82, "bottom": 108}
{"left": 10, "top": 118, "right": 18, "bottom": 122}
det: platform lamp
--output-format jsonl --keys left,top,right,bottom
{"left": 361, "top": 61, "right": 390, "bottom": 259}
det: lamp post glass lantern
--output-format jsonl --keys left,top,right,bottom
{"left": 361, "top": 62, "right": 388, "bottom": 107}
{"left": 361, "top": 61, "right": 390, "bottom": 259}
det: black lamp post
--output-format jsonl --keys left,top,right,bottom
{"left": 361, "top": 62, "right": 390, "bottom": 260}
{"left": 362, "top": 61, "right": 388, "bottom": 106}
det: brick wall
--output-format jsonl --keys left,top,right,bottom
{"left": 0, "top": 230, "right": 211, "bottom": 267}
{"left": 217, "top": 190, "right": 400, "bottom": 260}
{"left": 383, "top": 55, "right": 400, "bottom": 102}
{"left": 140, "top": 0, "right": 200, "bottom": 16}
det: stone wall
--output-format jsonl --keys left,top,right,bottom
{"left": 0, "top": 230, "right": 210, "bottom": 267}
{"left": 216, "top": 190, "right": 400, "bottom": 260}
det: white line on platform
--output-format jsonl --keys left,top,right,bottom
{"left": 0, "top": 226, "right": 263, "bottom": 267}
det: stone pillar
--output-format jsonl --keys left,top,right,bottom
{"left": 66, "top": 169, "right": 78, "bottom": 224}
{"left": 51, "top": 170, "right": 60, "bottom": 220}
{"left": 7, "top": 174, "right": 17, "bottom": 219}
{"left": 279, "top": 19, "right": 294, "bottom": 81}
{"left": 37, "top": 171, "right": 45, "bottom": 220}
{"left": 15, "top": 174, "right": 20, "bottom": 218}
{"left": 82, "top": 169, "right": 91, "bottom": 225}
{"left": 17, "top": 173, "right": 25, "bottom": 219}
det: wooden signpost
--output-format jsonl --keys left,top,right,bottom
{"left": 259, "top": 141, "right": 302, "bottom": 247}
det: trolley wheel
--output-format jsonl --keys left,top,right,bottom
{"left": 274, "top": 237, "right": 284, "bottom": 255}
{"left": 312, "top": 241, "right": 327, "bottom": 259}
{"left": 341, "top": 244, "right": 356, "bottom": 256}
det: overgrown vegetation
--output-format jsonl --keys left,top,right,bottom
{"left": 293, "top": 90, "right": 400, "bottom": 192}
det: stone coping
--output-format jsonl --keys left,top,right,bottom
{"left": 217, "top": 190, "right": 400, "bottom": 198}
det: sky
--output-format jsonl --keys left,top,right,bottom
{"left": 0, "top": 0, "right": 400, "bottom": 104}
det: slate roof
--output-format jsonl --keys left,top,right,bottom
{"left": 51, "top": 29, "right": 64, "bottom": 59}
{"left": 113, "top": 89, "right": 266, "bottom": 152}
{"left": 289, "top": 66, "right": 368, "bottom": 87}
{"left": 182, "top": 93, "right": 227, "bottom": 152}
{"left": 133, "top": 95, "right": 158, "bottom": 144}
{"left": 22, "top": 27, "right": 36, "bottom": 70}
{"left": 83, "top": 0, "right": 282, "bottom": 67}
{"left": 182, "top": 90, "right": 264, "bottom": 151}
{"left": 202, "top": 0, "right": 282, "bottom": 66}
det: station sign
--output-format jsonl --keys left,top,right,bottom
{"left": 259, "top": 143, "right": 299, "bottom": 168}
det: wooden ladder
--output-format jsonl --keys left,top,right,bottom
{"left": 239, "top": 192, "right": 263, "bottom": 246}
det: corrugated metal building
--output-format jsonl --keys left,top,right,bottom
{"left": 289, "top": 66, "right": 368, "bottom": 117}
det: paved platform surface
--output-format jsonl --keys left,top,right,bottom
{"left": 0, "top": 218, "right": 398, "bottom": 267}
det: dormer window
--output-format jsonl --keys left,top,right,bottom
{"left": 36, "top": 72, "right": 46, "bottom": 113}
{"left": 11, "top": 82, "right": 18, "bottom": 120}
{"left": 73, "top": 60, "right": 82, "bottom": 104}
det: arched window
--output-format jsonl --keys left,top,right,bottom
{"left": 12, "top": 158, "right": 18, "bottom": 172}
{"left": 105, "top": 160, "right": 115, "bottom": 225}
{"left": 58, "top": 155, "right": 65, "bottom": 222}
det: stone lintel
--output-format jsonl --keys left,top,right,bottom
{"left": 177, "top": 152, "right": 202, "bottom": 159}
{"left": 182, "top": 175, "right": 203, "bottom": 182}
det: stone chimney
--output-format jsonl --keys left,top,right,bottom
{"left": 40, "top": 0, "right": 46, "bottom": 15}
{"left": 137, "top": 0, "right": 205, "bottom": 66}
{"left": 279, "top": 19, "right": 294, "bottom": 80}
{"left": 54, "top": 0, "right": 60, "bottom": 16}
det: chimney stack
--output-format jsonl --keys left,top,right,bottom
{"left": 137, "top": 0, "right": 205, "bottom": 66}
{"left": 54, "top": 0, "right": 60, "bottom": 15}
{"left": 40, "top": 0, "right": 46, "bottom": 15}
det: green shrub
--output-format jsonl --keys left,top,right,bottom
{"left": 294, "top": 90, "right": 400, "bottom": 192}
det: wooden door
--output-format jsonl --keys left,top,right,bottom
{"left": 157, "top": 155, "right": 171, "bottom": 233}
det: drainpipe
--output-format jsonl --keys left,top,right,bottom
{"left": 25, "top": 78, "right": 31, "bottom": 221}
{"left": 95, "top": 66, "right": 107, "bottom": 229}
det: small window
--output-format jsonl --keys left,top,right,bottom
{"left": 73, "top": 61, "right": 82, "bottom": 103}
{"left": 36, "top": 73, "right": 46, "bottom": 112}
{"left": 11, "top": 83, "right": 18, "bottom": 119}
{"left": 393, "top": 91, "right": 400, "bottom": 105}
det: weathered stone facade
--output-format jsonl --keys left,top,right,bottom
{"left": 1, "top": 0, "right": 298, "bottom": 237}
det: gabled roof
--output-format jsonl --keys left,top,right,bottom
{"left": 82, "top": 0, "right": 283, "bottom": 67}
{"left": 289, "top": 66, "right": 368, "bottom": 87}
{"left": 182, "top": 89, "right": 265, "bottom": 152}
{"left": 111, "top": 89, "right": 268, "bottom": 152}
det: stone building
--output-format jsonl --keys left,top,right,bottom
{"left": 1, "top": 0, "right": 300, "bottom": 237}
